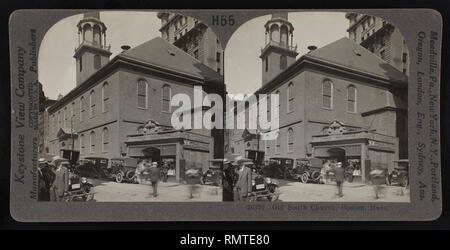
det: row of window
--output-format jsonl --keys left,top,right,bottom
{"left": 51, "top": 80, "right": 173, "bottom": 133}
{"left": 265, "top": 127, "right": 295, "bottom": 154}
{"left": 266, "top": 80, "right": 357, "bottom": 115}
{"left": 79, "top": 127, "right": 109, "bottom": 154}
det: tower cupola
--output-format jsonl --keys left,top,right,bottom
{"left": 260, "top": 13, "right": 298, "bottom": 85}
{"left": 74, "top": 12, "right": 112, "bottom": 86}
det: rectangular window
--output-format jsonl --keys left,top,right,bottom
{"left": 402, "top": 53, "right": 407, "bottom": 63}
{"left": 216, "top": 52, "right": 221, "bottom": 62}
{"left": 137, "top": 80, "right": 148, "bottom": 109}
{"left": 347, "top": 86, "right": 356, "bottom": 113}
{"left": 162, "top": 85, "right": 171, "bottom": 112}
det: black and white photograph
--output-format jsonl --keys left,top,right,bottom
{"left": 37, "top": 11, "right": 224, "bottom": 202}
{"left": 223, "top": 12, "right": 410, "bottom": 202}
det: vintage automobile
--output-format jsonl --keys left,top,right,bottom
{"left": 245, "top": 149, "right": 265, "bottom": 174}
{"left": 294, "top": 158, "right": 324, "bottom": 183}
{"left": 386, "top": 159, "right": 409, "bottom": 187}
{"left": 200, "top": 159, "right": 223, "bottom": 186}
{"left": 247, "top": 162, "right": 279, "bottom": 202}
{"left": 75, "top": 157, "right": 110, "bottom": 179}
{"left": 262, "top": 157, "right": 294, "bottom": 179}
{"left": 57, "top": 151, "right": 95, "bottom": 202}
{"left": 110, "top": 157, "right": 138, "bottom": 183}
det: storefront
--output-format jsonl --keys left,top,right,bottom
{"left": 311, "top": 121, "right": 399, "bottom": 183}
{"left": 125, "top": 123, "right": 213, "bottom": 182}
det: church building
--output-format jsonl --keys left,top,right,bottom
{"left": 46, "top": 12, "right": 223, "bottom": 182}
{"left": 225, "top": 13, "right": 408, "bottom": 182}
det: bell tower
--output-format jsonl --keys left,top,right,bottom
{"left": 74, "top": 12, "right": 112, "bottom": 86}
{"left": 260, "top": 13, "right": 298, "bottom": 85}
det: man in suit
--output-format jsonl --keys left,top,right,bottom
{"left": 234, "top": 157, "right": 253, "bottom": 201}
{"left": 51, "top": 158, "right": 70, "bottom": 202}
{"left": 334, "top": 162, "right": 345, "bottom": 197}
{"left": 148, "top": 162, "right": 160, "bottom": 197}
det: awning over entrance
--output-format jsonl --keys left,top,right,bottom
{"left": 314, "top": 144, "right": 362, "bottom": 157}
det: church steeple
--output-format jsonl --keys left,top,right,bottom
{"left": 74, "top": 12, "right": 112, "bottom": 86}
{"left": 260, "top": 13, "right": 298, "bottom": 85}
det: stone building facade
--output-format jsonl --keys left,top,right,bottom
{"left": 157, "top": 12, "right": 224, "bottom": 75}
{"left": 346, "top": 13, "right": 410, "bottom": 75}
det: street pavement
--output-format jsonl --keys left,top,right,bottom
{"left": 276, "top": 179, "right": 410, "bottom": 202}
{"left": 89, "top": 178, "right": 222, "bottom": 202}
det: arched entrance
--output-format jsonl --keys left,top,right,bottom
{"left": 142, "top": 146, "right": 161, "bottom": 163}
{"left": 327, "top": 147, "right": 346, "bottom": 164}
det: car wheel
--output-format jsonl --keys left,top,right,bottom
{"left": 311, "top": 171, "right": 321, "bottom": 182}
{"left": 301, "top": 173, "right": 309, "bottom": 183}
{"left": 115, "top": 172, "right": 124, "bottom": 183}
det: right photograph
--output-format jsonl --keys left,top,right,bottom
{"left": 223, "top": 12, "right": 410, "bottom": 202}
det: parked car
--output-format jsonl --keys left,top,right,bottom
{"left": 246, "top": 162, "right": 279, "bottom": 202}
{"left": 262, "top": 157, "right": 294, "bottom": 179}
{"left": 245, "top": 149, "right": 265, "bottom": 174}
{"left": 387, "top": 160, "right": 409, "bottom": 187}
{"left": 294, "top": 158, "right": 324, "bottom": 183}
{"left": 200, "top": 159, "right": 223, "bottom": 186}
{"left": 110, "top": 157, "right": 138, "bottom": 183}
{"left": 76, "top": 157, "right": 109, "bottom": 179}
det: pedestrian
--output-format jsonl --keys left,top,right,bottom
{"left": 370, "top": 167, "right": 386, "bottom": 199}
{"left": 185, "top": 167, "right": 201, "bottom": 199}
{"left": 333, "top": 162, "right": 345, "bottom": 197}
{"left": 50, "top": 158, "right": 70, "bottom": 202}
{"left": 148, "top": 162, "right": 160, "bottom": 197}
{"left": 233, "top": 157, "right": 253, "bottom": 202}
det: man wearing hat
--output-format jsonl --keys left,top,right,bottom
{"left": 234, "top": 157, "right": 253, "bottom": 201}
{"left": 148, "top": 162, "right": 160, "bottom": 197}
{"left": 334, "top": 162, "right": 345, "bottom": 198}
{"left": 50, "top": 157, "right": 70, "bottom": 202}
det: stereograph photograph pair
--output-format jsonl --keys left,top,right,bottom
{"left": 9, "top": 9, "right": 442, "bottom": 221}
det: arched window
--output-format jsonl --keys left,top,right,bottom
{"left": 280, "top": 55, "right": 287, "bottom": 70}
{"left": 287, "top": 82, "right": 294, "bottom": 113}
{"left": 71, "top": 102, "right": 75, "bottom": 119}
{"left": 270, "top": 24, "right": 280, "bottom": 42}
{"left": 287, "top": 128, "right": 294, "bottom": 153}
{"left": 80, "top": 96, "right": 85, "bottom": 122}
{"left": 83, "top": 24, "right": 92, "bottom": 42}
{"left": 94, "top": 55, "right": 101, "bottom": 69}
{"left": 90, "top": 131, "right": 95, "bottom": 154}
{"left": 347, "top": 85, "right": 357, "bottom": 113}
{"left": 280, "top": 25, "right": 288, "bottom": 46}
{"left": 102, "top": 127, "right": 109, "bottom": 153}
{"left": 102, "top": 82, "right": 109, "bottom": 112}
{"left": 275, "top": 131, "right": 281, "bottom": 154}
{"left": 137, "top": 79, "right": 148, "bottom": 109}
{"left": 58, "top": 111, "right": 61, "bottom": 128}
{"left": 161, "top": 84, "right": 171, "bottom": 112}
{"left": 265, "top": 58, "right": 269, "bottom": 72}
{"left": 89, "top": 90, "right": 96, "bottom": 117}
{"left": 79, "top": 57, "right": 82, "bottom": 72}
{"left": 322, "top": 79, "right": 333, "bottom": 109}
{"left": 79, "top": 134, "right": 84, "bottom": 154}
{"left": 93, "top": 25, "right": 101, "bottom": 45}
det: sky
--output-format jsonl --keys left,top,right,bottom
{"left": 39, "top": 11, "right": 348, "bottom": 99}
{"left": 225, "top": 12, "right": 348, "bottom": 94}
{"left": 38, "top": 11, "right": 161, "bottom": 99}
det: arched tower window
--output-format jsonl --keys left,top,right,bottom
{"left": 79, "top": 134, "right": 84, "bottom": 154}
{"left": 94, "top": 55, "right": 101, "bottom": 69}
{"left": 83, "top": 24, "right": 92, "bottom": 42}
{"left": 280, "top": 25, "right": 288, "bottom": 46}
{"left": 102, "top": 127, "right": 109, "bottom": 152}
{"left": 137, "top": 79, "right": 148, "bottom": 109}
{"left": 287, "top": 82, "right": 294, "bottom": 113}
{"left": 347, "top": 85, "right": 357, "bottom": 113}
{"left": 280, "top": 55, "right": 287, "bottom": 70}
{"left": 93, "top": 25, "right": 101, "bottom": 45}
{"left": 275, "top": 130, "right": 281, "bottom": 154}
{"left": 287, "top": 128, "right": 294, "bottom": 153}
{"left": 102, "top": 82, "right": 109, "bottom": 112}
{"left": 275, "top": 90, "right": 281, "bottom": 115}
{"left": 322, "top": 79, "right": 333, "bottom": 109}
{"left": 161, "top": 84, "right": 171, "bottom": 112}
{"left": 270, "top": 24, "right": 280, "bottom": 42}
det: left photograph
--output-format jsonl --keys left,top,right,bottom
{"left": 37, "top": 11, "right": 224, "bottom": 202}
